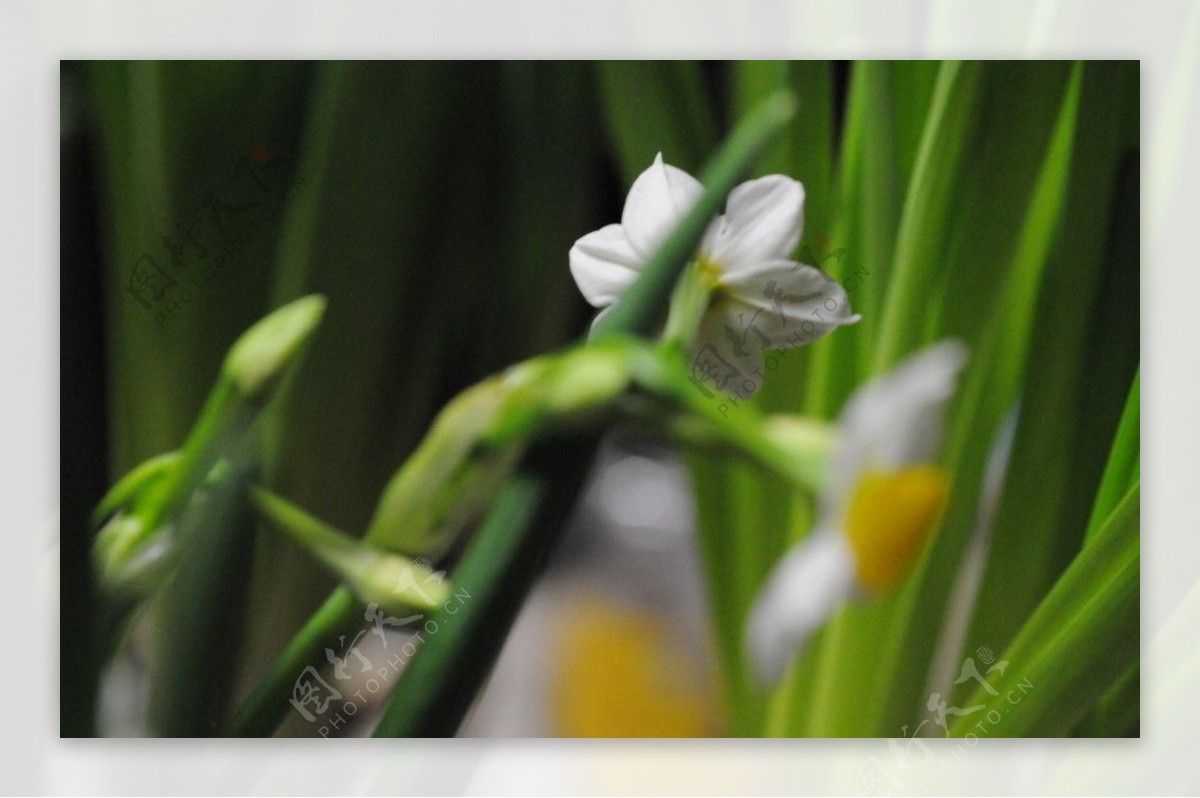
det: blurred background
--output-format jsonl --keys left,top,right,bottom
{"left": 61, "top": 60, "right": 1140, "bottom": 738}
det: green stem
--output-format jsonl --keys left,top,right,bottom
{"left": 224, "top": 586, "right": 361, "bottom": 737}
{"left": 370, "top": 470, "right": 566, "bottom": 736}
{"left": 661, "top": 262, "right": 714, "bottom": 347}
{"left": 648, "top": 347, "right": 833, "bottom": 490}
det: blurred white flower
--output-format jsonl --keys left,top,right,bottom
{"left": 746, "top": 340, "right": 968, "bottom": 686}
{"left": 569, "top": 153, "right": 858, "bottom": 389}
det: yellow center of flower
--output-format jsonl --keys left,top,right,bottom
{"left": 843, "top": 466, "right": 949, "bottom": 594}
{"left": 696, "top": 257, "right": 724, "bottom": 287}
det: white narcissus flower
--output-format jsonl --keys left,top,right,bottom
{"left": 746, "top": 340, "right": 969, "bottom": 686}
{"left": 569, "top": 153, "right": 859, "bottom": 395}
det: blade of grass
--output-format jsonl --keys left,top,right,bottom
{"left": 805, "top": 61, "right": 941, "bottom": 420}
{"left": 483, "top": 62, "right": 603, "bottom": 364}
{"left": 148, "top": 457, "right": 258, "bottom": 735}
{"left": 872, "top": 60, "right": 984, "bottom": 373}
{"left": 957, "top": 62, "right": 1137, "bottom": 695}
{"left": 88, "top": 61, "right": 309, "bottom": 474}
{"left": 690, "top": 61, "right": 839, "bottom": 735}
{"left": 1075, "top": 665, "right": 1139, "bottom": 737}
{"left": 594, "top": 61, "right": 719, "bottom": 184}
{"left": 773, "top": 62, "right": 939, "bottom": 735}
{"left": 1085, "top": 371, "right": 1140, "bottom": 543}
{"left": 224, "top": 586, "right": 360, "bottom": 736}
{"left": 370, "top": 450, "right": 584, "bottom": 736}
{"left": 948, "top": 483, "right": 1139, "bottom": 737}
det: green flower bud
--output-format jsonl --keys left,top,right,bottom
{"left": 253, "top": 487, "right": 449, "bottom": 613}
{"left": 92, "top": 296, "right": 328, "bottom": 597}
{"left": 224, "top": 295, "right": 327, "bottom": 405}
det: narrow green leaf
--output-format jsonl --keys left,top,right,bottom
{"left": 872, "top": 60, "right": 984, "bottom": 372}
{"left": 805, "top": 61, "right": 941, "bottom": 419}
{"left": 948, "top": 483, "right": 1139, "bottom": 737}
{"left": 484, "top": 62, "right": 603, "bottom": 363}
{"left": 224, "top": 586, "right": 360, "bottom": 737}
{"left": 594, "top": 61, "right": 719, "bottom": 183}
{"left": 370, "top": 470, "right": 560, "bottom": 736}
{"left": 87, "top": 60, "right": 309, "bottom": 474}
{"left": 1085, "top": 371, "right": 1140, "bottom": 543}
{"left": 958, "top": 61, "right": 1138, "bottom": 694}
{"left": 86, "top": 60, "right": 312, "bottom": 734}
{"left": 1075, "top": 665, "right": 1139, "bottom": 737}
{"left": 149, "top": 458, "right": 258, "bottom": 736}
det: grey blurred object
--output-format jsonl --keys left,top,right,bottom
{"left": 463, "top": 430, "right": 717, "bottom": 737}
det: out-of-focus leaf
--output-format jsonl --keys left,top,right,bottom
{"left": 480, "top": 62, "right": 602, "bottom": 363}
{"left": 958, "top": 62, "right": 1138, "bottom": 697}
{"left": 61, "top": 64, "right": 108, "bottom": 735}
{"left": 88, "top": 61, "right": 310, "bottom": 473}
{"left": 872, "top": 60, "right": 984, "bottom": 372}
{"left": 949, "top": 484, "right": 1139, "bottom": 737}
{"left": 595, "top": 61, "right": 719, "bottom": 183}
{"left": 1085, "top": 371, "right": 1140, "bottom": 544}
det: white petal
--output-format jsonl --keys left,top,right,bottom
{"left": 705, "top": 175, "right": 805, "bottom": 268}
{"left": 691, "top": 304, "right": 768, "bottom": 399}
{"left": 569, "top": 223, "right": 641, "bottom": 308}
{"left": 746, "top": 529, "right": 857, "bottom": 687}
{"left": 825, "top": 340, "right": 968, "bottom": 514}
{"left": 621, "top": 152, "right": 705, "bottom": 259}
{"left": 722, "top": 260, "right": 860, "bottom": 347}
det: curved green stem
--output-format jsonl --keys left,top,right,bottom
{"left": 224, "top": 586, "right": 361, "bottom": 737}
{"left": 661, "top": 261, "right": 715, "bottom": 347}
